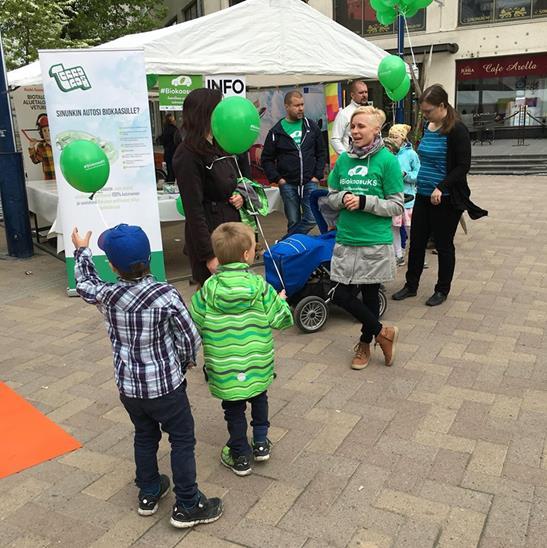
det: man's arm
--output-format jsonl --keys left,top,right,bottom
{"left": 261, "top": 129, "right": 281, "bottom": 183}
{"left": 330, "top": 110, "right": 347, "bottom": 156}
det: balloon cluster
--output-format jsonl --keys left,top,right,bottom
{"left": 378, "top": 55, "right": 410, "bottom": 102}
{"left": 371, "top": 0, "right": 433, "bottom": 25}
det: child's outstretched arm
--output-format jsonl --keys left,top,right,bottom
{"left": 262, "top": 282, "right": 294, "bottom": 330}
{"left": 170, "top": 289, "right": 201, "bottom": 365}
{"left": 72, "top": 227, "right": 107, "bottom": 305}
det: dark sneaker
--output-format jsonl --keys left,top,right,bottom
{"left": 138, "top": 474, "right": 170, "bottom": 516}
{"left": 252, "top": 438, "right": 272, "bottom": 461}
{"left": 170, "top": 494, "right": 223, "bottom": 529}
{"left": 220, "top": 445, "right": 252, "bottom": 476}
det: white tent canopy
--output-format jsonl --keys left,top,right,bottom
{"left": 8, "top": 0, "right": 388, "bottom": 88}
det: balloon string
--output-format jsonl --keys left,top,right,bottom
{"left": 233, "top": 158, "right": 286, "bottom": 291}
{"left": 403, "top": 15, "right": 418, "bottom": 74}
{"left": 94, "top": 197, "right": 110, "bottom": 230}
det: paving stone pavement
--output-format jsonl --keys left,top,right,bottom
{"left": 1, "top": 175, "right": 547, "bottom": 547}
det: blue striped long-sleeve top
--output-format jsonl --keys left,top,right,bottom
{"left": 417, "top": 127, "right": 448, "bottom": 196}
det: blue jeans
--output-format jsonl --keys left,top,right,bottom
{"left": 221, "top": 391, "right": 269, "bottom": 457}
{"left": 120, "top": 382, "right": 199, "bottom": 508}
{"left": 279, "top": 182, "right": 317, "bottom": 237}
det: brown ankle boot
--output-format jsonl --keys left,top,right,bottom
{"left": 375, "top": 326, "right": 399, "bottom": 366}
{"left": 351, "top": 341, "right": 370, "bottom": 370}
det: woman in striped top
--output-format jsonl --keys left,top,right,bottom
{"left": 392, "top": 84, "right": 487, "bottom": 307}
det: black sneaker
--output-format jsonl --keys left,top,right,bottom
{"left": 220, "top": 445, "right": 252, "bottom": 476}
{"left": 170, "top": 494, "right": 223, "bottom": 529}
{"left": 252, "top": 438, "right": 272, "bottom": 461}
{"left": 138, "top": 474, "right": 170, "bottom": 516}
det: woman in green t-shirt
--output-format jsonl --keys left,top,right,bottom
{"left": 327, "top": 106, "right": 404, "bottom": 370}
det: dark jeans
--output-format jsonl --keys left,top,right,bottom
{"left": 332, "top": 283, "right": 382, "bottom": 343}
{"left": 120, "top": 382, "right": 199, "bottom": 508}
{"left": 279, "top": 181, "right": 317, "bottom": 237}
{"left": 164, "top": 150, "right": 175, "bottom": 182}
{"left": 221, "top": 391, "right": 269, "bottom": 457}
{"left": 406, "top": 194, "right": 462, "bottom": 295}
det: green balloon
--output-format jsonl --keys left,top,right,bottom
{"left": 146, "top": 74, "right": 157, "bottom": 89}
{"left": 376, "top": 8, "right": 397, "bottom": 25}
{"left": 176, "top": 195, "right": 185, "bottom": 217}
{"left": 370, "top": 0, "right": 384, "bottom": 10}
{"left": 405, "top": 6, "right": 419, "bottom": 17}
{"left": 60, "top": 140, "right": 110, "bottom": 193}
{"left": 211, "top": 97, "right": 260, "bottom": 154}
{"left": 378, "top": 55, "right": 407, "bottom": 90}
{"left": 414, "top": 0, "right": 433, "bottom": 7}
{"left": 387, "top": 75, "right": 411, "bottom": 102}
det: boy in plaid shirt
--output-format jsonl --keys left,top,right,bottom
{"left": 72, "top": 224, "right": 222, "bottom": 529}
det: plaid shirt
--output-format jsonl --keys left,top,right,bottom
{"left": 74, "top": 247, "right": 201, "bottom": 399}
{"left": 29, "top": 141, "right": 55, "bottom": 180}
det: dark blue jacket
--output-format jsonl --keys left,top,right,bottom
{"left": 261, "top": 117, "right": 326, "bottom": 185}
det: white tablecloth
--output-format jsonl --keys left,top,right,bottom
{"left": 25, "top": 180, "right": 282, "bottom": 251}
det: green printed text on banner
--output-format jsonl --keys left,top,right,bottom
{"left": 158, "top": 75, "right": 203, "bottom": 111}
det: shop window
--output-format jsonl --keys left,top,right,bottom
{"left": 333, "top": 0, "right": 426, "bottom": 36}
{"left": 459, "top": 0, "right": 547, "bottom": 24}
{"left": 183, "top": 0, "right": 201, "bottom": 21}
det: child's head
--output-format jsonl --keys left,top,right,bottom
{"left": 383, "top": 137, "right": 400, "bottom": 155}
{"left": 211, "top": 222, "right": 256, "bottom": 266}
{"left": 98, "top": 224, "right": 151, "bottom": 280}
{"left": 388, "top": 123, "right": 411, "bottom": 148}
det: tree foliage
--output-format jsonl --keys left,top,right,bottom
{"left": 0, "top": 0, "right": 166, "bottom": 70}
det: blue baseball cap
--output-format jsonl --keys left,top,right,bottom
{"left": 98, "top": 224, "right": 151, "bottom": 273}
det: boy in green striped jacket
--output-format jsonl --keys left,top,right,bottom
{"left": 190, "top": 222, "right": 294, "bottom": 476}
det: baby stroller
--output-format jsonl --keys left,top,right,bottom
{"left": 263, "top": 189, "right": 387, "bottom": 333}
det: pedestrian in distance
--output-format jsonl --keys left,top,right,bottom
{"left": 190, "top": 222, "right": 293, "bottom": 476}
{"left": 392, "top": 84, "right": 488, "bottom": 307}
{"left": 71, "top": 224, "right": 223, "bottom": 529}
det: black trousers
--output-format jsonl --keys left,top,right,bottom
{"left": 332, "top": 283, "right": 382, "bottom": 343}
{"left": 406, "top": 194, "right": 462, "bottom": 295}
{"left": 221, "top": 391, "right": 269, "bottom": 457}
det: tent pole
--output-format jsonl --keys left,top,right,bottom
{"left": 395, "top": 14, "right": 404, "bottom": 123}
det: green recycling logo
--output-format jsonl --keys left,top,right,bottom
{"left": 49, "top": 64, "right": 91, "bottom": 92}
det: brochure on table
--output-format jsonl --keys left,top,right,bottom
{"left": 39, "top": 48, "right": 165, "bottom": 290}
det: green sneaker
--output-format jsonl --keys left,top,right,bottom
{"left": 220, "top": 446, "right": 252, "bottom": 476}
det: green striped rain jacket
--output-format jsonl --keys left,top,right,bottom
{"left": 190, "top": 263, "right": 293, "bottom": 401}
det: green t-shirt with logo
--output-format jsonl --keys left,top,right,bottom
{"left": 281, "top": 119, "right": 303, "bottom": 147}
{"left": 327, "top": 149, "right": 403, "bottom": 247}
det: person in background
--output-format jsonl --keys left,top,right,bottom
{"left": 161, "top": 113, "right": 178, "bottom": 182}
{"left": 173, "top": 88, "right": 244, "bottom": 287}
{"left": 261, "top": 90, "right": 325, "bottom": 238}
{"left": 330, "top": 80, "right": 369, "bottom": 156}
{"left": 388, "top": 124, "right": 420, "bottom": 266}
{"left": 71, "top": 224, "right": 223, "bottom": 529}
{"left": 327, "top": 106, "right": 404, "bottom": 370}
{"left": 392, "top": 84, "right": 487, "bottom": 307}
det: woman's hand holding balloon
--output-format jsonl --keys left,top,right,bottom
{"left": 229, "top": 193, "right": 244, "bottom": 209}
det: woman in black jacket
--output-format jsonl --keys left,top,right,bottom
{"left": 392, "top": 84, "right": 487, "bottom": 307}
{"left": 173, "top": 88, "right": 244, "bottom": 286}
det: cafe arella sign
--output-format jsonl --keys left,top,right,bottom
{"left": 457, "top": 53, "right": 547, "bottom": 80}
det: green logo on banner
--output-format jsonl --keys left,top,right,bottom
{"left": 49, "top": 64, "right": 91, "bottom": 92}
{"left": 158, "top": 74, "right": 203, "bottom": 111}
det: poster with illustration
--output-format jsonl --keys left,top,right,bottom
{"left": 39, "top": 48, "right": 165, "bottom": 289}
{"left": 10, "top": 86, "right": 52, "bottom": 181}
{"left": 247, "top": 85, "right": 328, "bottom": 183}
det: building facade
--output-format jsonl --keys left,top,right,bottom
{"left": 163, "top": 0, "right": 547, "bottom": 134}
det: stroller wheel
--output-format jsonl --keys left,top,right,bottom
{"left": 378, "top": 287, "right": 387, "bottom": 318}
{"left": 294, "top": 296, "right": 329, "bottom": 333}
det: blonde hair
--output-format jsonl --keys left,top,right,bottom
{"left": 389, "top": 123, "right": 411, "bottom": 140}
{"left": 211, "top": 222, "right": 255, "bottom": 265}
{"left": 351, "top": 106, "right": 386, "bottom": 129}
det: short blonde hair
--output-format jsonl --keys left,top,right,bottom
{"left": 351, "top": 106, "right": 386, "bottom": 129}
{"left": 211, "top": 222, "right": 255, "bottom": 265}
{"left": 389, "top": 123, "right": 411, "bottom": 140}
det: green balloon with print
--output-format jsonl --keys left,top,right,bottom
{"left": 377, "top": 55, "right": 407, "bottom": 90}
{"left": 60, "top": 139, "right": 110, "bottom": 193}
{"left": 211, "top": 97, "right": 260, "bottom": 154}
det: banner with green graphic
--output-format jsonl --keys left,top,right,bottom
{"left": 158, "top": 74, "right": 203, "bottom": 111}
{"left": 39, "top": 49, "right": 166, "bottom": 292}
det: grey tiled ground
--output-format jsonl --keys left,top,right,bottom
{"left": 1, "top": 175, "right": 547, "bottom": 547}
